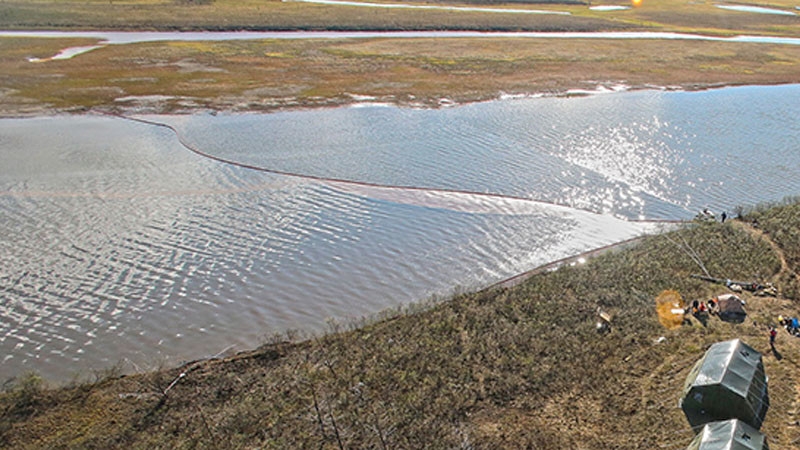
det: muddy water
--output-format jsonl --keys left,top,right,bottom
{"left": 1, "top": 84, "right": 799, "bottom": 382}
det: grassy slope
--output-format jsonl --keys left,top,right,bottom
{"left": 2, "top": 204, "right": 800, "bottom": 449}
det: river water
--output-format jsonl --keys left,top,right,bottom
{"left": 1, "top": 84, "right": 799, "bottom": 382}
{"left": 4, "top": 30, "right": 800, "bottom": 61}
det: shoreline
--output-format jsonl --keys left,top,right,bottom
{"left": 0, "top": 108, "right": 686, "bottom": 385}
{"left": 0, "top": 79, "right": 787, "bottom": 119}
{"left": 4, "top": 27, "right": 800, "bottom": 118}
{"left": 0, "top": 106, "right": 688, "bottom": 385}
{"left": 0, "top": 80, "right": 788, "bottom": 383}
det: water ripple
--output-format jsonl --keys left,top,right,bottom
{"left": 2, "top": 85, "right": 800, "bottom": 382}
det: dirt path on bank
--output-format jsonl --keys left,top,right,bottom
{"left": 736, "top": 220, "right": 790, "bottom": 274}
{"left": 728, "top": 220, "right": 800, "bottom": 447}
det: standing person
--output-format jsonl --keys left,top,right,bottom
{"left": 721, "top": 211, "right": 727, "bottom": 223}
{"left": 769, "top": 326, "right": 778, "bottom": 346}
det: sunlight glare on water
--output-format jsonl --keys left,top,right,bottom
{"left": 2, "top": 85, "right": 800, "bottom": 382}
{"left": 554, "top": 117, "right": 686, "bottom": 216}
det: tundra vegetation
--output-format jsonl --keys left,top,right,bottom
{"left": 1, "top": 0, "right": 800, "bottom": 115}
{"left": 2, "top": 1, "right": 800, "bottom": 448}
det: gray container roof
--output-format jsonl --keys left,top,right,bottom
{"left": 692, "top": 339, "right": 761, "bottom": 397}
{"left": 685, "top": 419, "right": 768, "bottom": 450}
{"left": 680, "top": 339, "right": 769, "bottom": 430}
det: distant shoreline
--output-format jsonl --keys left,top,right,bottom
{"left": 0, "top": 80, "right": 794, "bottom": 120}
{"left": 3, "top": 27, "right": 800, "bottom": 118}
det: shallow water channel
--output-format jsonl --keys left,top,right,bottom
{"left": 4, "top": 30, "right": 800, "bottom": 61}
{"left": 1, "top": 85, "right": 800, "bottom": 382}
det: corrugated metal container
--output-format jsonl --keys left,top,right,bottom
{"left": 685, "top": 419, "right": 768, "bottom": 450}
{"left": 679, "top": 339, "right": 769, "bottom": 430}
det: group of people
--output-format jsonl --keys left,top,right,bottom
{"left": 771, "top": 315, "right": 800, "bottom": 347}
{"left": 690, "top": 298, "right": 717, "bottom": 316}
{"left": 778, "top": 315, "right": 800, "bottom": 336}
